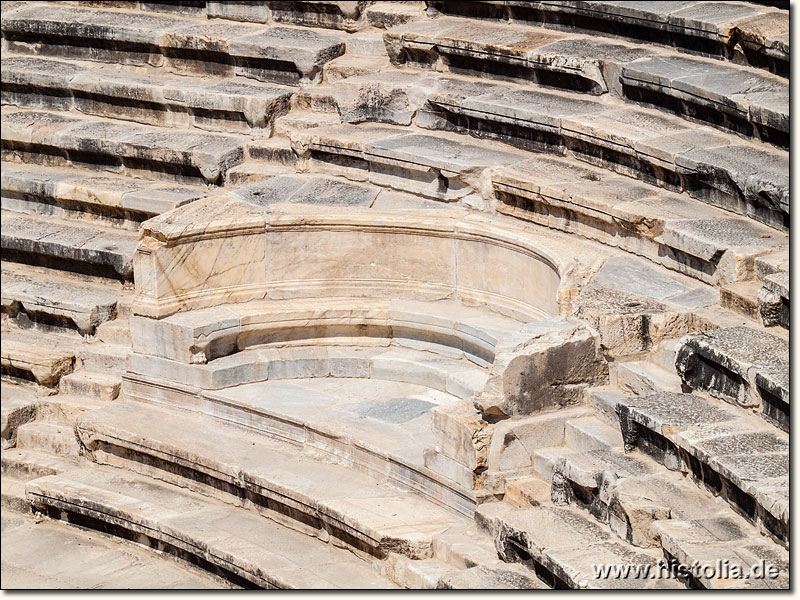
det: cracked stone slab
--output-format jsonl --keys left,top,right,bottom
{"left": 676, "top": 326, "right": 788, "bottom": 410}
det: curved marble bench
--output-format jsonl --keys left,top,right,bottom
{"left": 132, "top": 190, "right": 564, "bottom": 320}
{"left": 129, "top": 297, "right": 523, "bottom": 366}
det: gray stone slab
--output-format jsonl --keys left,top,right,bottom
{"left": 621, "top": 392, "right": 736, "bottom": 431}
{"left": 233, "top": 175, "right": 379, "bottom": 208}
{"left": 351, "top": 397, "right": 437, "bottom": 424}
{"left": 228, "top": 26, "right": 346, "bottom": 80}
{"left": 666, "top": 286, "right": 720, "bottom": 309}
{"left": 660, "top": 218, "right": 786, "bottom": 261}
{"left": 365, "top": 133, "right": 525, "bottom": 173}
{"left": 591, "top": 256, "right": 687, "bottom": 300}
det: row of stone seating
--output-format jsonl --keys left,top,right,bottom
{"left": 1, "top": 55, "right": 294, "bottom": 133}
{"left": 427, "top": 1, "right": 789, "bottom": 75}
{"left": 2, "top": 2, "right": 347, "bottom": 85}
{"left": 385, "top": 16, "right": 788, "bottom": 147}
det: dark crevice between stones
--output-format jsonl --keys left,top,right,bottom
{"left": 441, "top": 52, "right": 603, "bottom": 94}
{"left": 1, "top": 248, "right": 130, "bottom": 283}
{"left": 1, "top": 364, "right": 39, "bottom": 385}
{"left": 622, "top": 85, "right": 788, "bottom": 150}
{"left": 757, "top": 385, "right": 788, "bottom": 433}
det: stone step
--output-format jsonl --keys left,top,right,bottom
{"left": 2, "top": 262, "right": 121, "bottom": 335}
{"left": 491, "top": 153, "right": 787, "bottom": 286}
{"left": 16, "top": 421, "right": 81, "bottom": 457}
{"left": 385, "top": 16, "right": 788, "bottom": 146}
{"left": 613, "top": 360, "right": 683, "bottom": 397}
{"left": 564, "top": 416, "right": 624, "bottom": 453}
{"left": 58, "top": 370, "right": 121, "bottom": 401}
{"left": 24, "top": 464, "right": 395, "bottom": 588}
{"left": 1, "top": 381, "right": 38, "bottom": 448}
{"left": 476, "top": 502, "right": 682, "bottom": 589}
{"left": 675, "top": 326, "right": 788, "bottom": 432}
{"left": 1, "top": 447, "right": 79, "bottom": 481}
{"left": 296, "top": 71, "right": 788, "bottom": 230}
{"left": 438, "top": 560, "right": 549, "bottom": 589}
{"left": 758, "top": 271, "right": 788, "bottom": 329}
{"left": 1, "top": 510, "right": 237, "bottom": 589}
{"left": 324, "top": 54, "right": 392, "bottom": 82}
{"left": 224, "top": 163, "right": 296, "bottom": 187}
{"left": 427, "top": 1, "right": 788, "bottom": 76}
{"left": 206, "top": 0, "right": 372, "bottom": 32}
{"left": 1, "top": 327, "right": 75, "bottom": 387}
{"left": 609, "top": 391, "right": 788, "bottom": 546}
{"left": 2, "top": 210, "right": 139, "bottom": 280}
{"left": 32, "top": 393, "right": 108, "bottom": 426}
{"left": 503, "top": 476, "right": 551, "bottom": 508}
{"left": 1, "top": 107, "right": 246, "bottom": 185}
{"left": 653, "top": 518, "right": 788, "bottom": 589}
{"left": 365, "top": 3, "right": 426, "bottom": 30}
{"left": 77, "top": 339, "right": 130, "bottom": 373}
{"left": 416, "top": 73, "right": 789, "bottom": 230}
{"left": 720, "top": 279, "right": 762, "bottom": 321}
{"left": 1, "top": 3, "right": 347, "bottom": 85}
{"left": 297, "top": 120, "right": 529, "bottom": 202}
{"left": 755, "top": 249, "right": 789, "bottom": 280}
{"left": 1, "top": 55, "right": 294, "bottom": 133}
{"left": 1, "top": 477, "right": 28, "bottom": 513}
{"left": 75, "top": 401, "right": 469, "bottom": 559}
{"left": 1, "top": 161, "right": 208, "bottom": 224}
{"left": 94, "top": 318, "right": 132, "bottom": 348}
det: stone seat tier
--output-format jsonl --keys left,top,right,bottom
{"left": 1, "top": 55, "right": 294, "bottom": 133}
{"left": 23, "top": 462, "right": 398, "bottom": 588}
{"left": 1, "top": 2, "right": 347, "bottom": 85}
{"left": 128, "top": 296, "right": 524, "bottom": 366}
{"left": 0, "top": 381, "right": 38, "bottom": 448}
{"left": 652, "top": 518, "right": 789, "bottom": 589}
{"left": 427, "top": 1, "right": 788, "bottom": 76}
{"left": 1, "top": 210, "right": 139, "bottom": 280}
{"left": 1, "top": 328, "right": 75, "bottom": 387}
{"left": 545, "top": 421, "right": 787, "bottom": 586}
{"left": 1, "top": 263, "right": 121, "bottom": 335}
{"left": 476, "top": 502, "right": 682, "bottom": 589}
{"left": 69, "top": 0, "right": 380, "bottom": 32}
{"left": 1, "top": 162, "right": 208, "bottom": 227}
{"left": 1, "top": 510, "right": 236, "bottom": 589}
{"left": 599, "top": 390, "right": 788, "bottom": 546}
{"left": 675, "top": 326, "right": 788, "bottom": 432}
{"left": 490, "top": 153, "right": 787, "bottom": 287}
{"left": 126, "top": 343, "right": 490, "bottom": 402}
{"left": 1, "top": 107, "right": 246, "bottom": 185}
{"left": 304, "top": 74, "right": 788, "bottom": 230}
{"left": 384, "top": 16, "right": 788, "bottom": 147}
{"left": 75, "top": 400, "right": 470, "bottom": 559}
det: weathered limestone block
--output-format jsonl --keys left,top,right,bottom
{"left": 758, "top": 271, "right": 788, "bottom": 329}
{"left": 484, "top": 407, "right": 589, "bottom": 492}
{"left": 476, "top": 317, "right": 607, "bottom": 418}
{"left": 429, "top": 401, "right": 490, "bottom": 475}
{"left": 675, "top": 326, "right": 789, "bottom": 414}
{"left": 571, "top": 287, "right": 692, "bottom": 359}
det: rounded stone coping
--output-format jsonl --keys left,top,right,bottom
{"left": 122, "top": 372, "right": 481, "bottom": 517}
{"left": 129, "top": 296, "right": 527, "bottom": 365}
{"left": 133, "top": 202, "right": 564, "bottom": 321}
{"left": 126, "top": 343, "right": 490, "bottom": 400}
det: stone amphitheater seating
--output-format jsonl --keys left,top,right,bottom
{"left": 0, "top": 0, "right": 789, "bottom": 590}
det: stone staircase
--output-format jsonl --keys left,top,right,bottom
{"left": 1, "top": 0, "right": 788, "bottom": 589}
